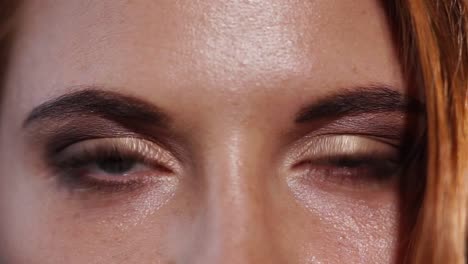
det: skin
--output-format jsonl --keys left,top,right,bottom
{"left": 0, "top": 0, "right": 410, "bottom": 263}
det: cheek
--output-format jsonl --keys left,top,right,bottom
{"left": 0, "top": 163, "right": 179, "bottom": 263}
{"left": 287, "top": 176, "right": 399, "bottom": 263}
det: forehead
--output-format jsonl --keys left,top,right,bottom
{"left": 9, "top": 0, "right": 402, "bottom": 108}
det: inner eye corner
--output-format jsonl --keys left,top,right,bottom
{"left": 287, "top": 158, "right": 314, "bottom": 172}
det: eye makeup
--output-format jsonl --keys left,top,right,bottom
{"left": 24, "top": 89, "right": 423, "bottom": 199}
{"left": 21, "top": 90, "right": 187, "bottom": 203}
{"left": 287, "top": 99, "right": 424, "bottom": 193}
{"left": 292, "top": 135, "right": 401, "bottom": 191}
{"left": 48, "top": 137, "right": 178, "bottom": 194}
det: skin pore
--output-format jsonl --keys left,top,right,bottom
{"left": 0, "top": 0, "right": 422, "bottom": 263}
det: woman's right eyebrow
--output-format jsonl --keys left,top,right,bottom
{"left": 23, "top": 88, "right": 172, "bottom": 129}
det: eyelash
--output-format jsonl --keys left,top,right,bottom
{"left": 49, "top": 136, "right": 403, "bottom": 194}
{"left": 50, "top": 138, "right": 173, "bottom": 192}
{"left": 291, "top": 136, "right": 404, "bottom": 190}
{"left": 301, "top": 154, "right": 400, "bottom": 187}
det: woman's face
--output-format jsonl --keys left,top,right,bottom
{"left": 0, "top": 0, "right": 416, "bottom": 263}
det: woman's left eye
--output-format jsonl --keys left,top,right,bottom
{"left": 290, "top": 135, "right": 402, "bottom": 191}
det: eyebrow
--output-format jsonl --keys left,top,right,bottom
{"left": 24, "top": 85, "right": 422, "bottom": 129}
{"left": 295, "top": 85, "right": 424, "bottom": 123}
{"left": 24, "top": 88, "right": 170, "bottom": 128}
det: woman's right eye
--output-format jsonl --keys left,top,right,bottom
{"left": 94, "top": 155, "right": 139, "bottom": 175}
{"left": 49, "top": 137, "right": 177, "bottom": 191}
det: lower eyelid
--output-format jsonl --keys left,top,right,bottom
{"left": 295, "top": 169, "right": 395, "bottom": 193}
{"left": 55, "top": 163, "right": 170, "bottom": 195}
{"left": 287, "top": 155, "right": 401, "bottom": 192}
{"left": 82, "top": 168, "right": 158, "bottom": 183}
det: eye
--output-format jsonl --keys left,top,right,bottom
{"left": 95, "top": 155, "right": 138, "bottom": 175}
{"left": 292, "top": 135, "right": 402, "bottom": 191}
{"left": 75, "top": 153, "right": 153, "bottom": 183}
{"left": 49, "top": 138, "right": 177, "bottom": 192}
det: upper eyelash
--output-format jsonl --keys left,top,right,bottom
{"left": 49, "top": 138, "right": 175, "bottom": 172}
{"left": 313, "top": 154, "right": 400, "bottom": 165}
{"left": 312, "top": 154, "right": 401, "bottom": 178}
{"left": 295, "top": 151, "right": 399, "bottom": 167}
{"left": 53, "top": 146, "right": 141, "bottom": 169}
{"left": 49, "top": 142, "right": 173, "bottom": 193}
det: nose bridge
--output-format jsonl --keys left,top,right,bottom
{"left": 190, "top": 132, "right": 277, "bottom": 263}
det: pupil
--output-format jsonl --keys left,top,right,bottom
{"left": 97, "top": 157, "right": 135, "bottom": 174}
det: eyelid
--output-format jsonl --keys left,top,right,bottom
{"left": 285, "top": 135, "right": 400, "bottom": 167}
{"left": 303, "top": 136, "right": 398, "bottom": 158}
{"left": 52, "top": 137, "right": 181, "bottom": 173}
{"left": 283, "top": 135, "right": 402, "bottom": 192}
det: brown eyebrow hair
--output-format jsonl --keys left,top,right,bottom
{"left": 24, "top": 85, "right": 424, "bottom": 129}
{"left": 295, "top": 85, "right": 424, "bottom": 123}
{"left": 23, "top": 88, "right": 171, "bottom": 128}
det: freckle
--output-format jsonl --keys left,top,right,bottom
{"left": 352, "top": 66, "right": 358, "bottom": 73}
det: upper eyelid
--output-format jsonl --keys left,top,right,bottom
{"left": 26, "top": 115, "right": 189, "bottom": 166}
{"left": 310, "top": 136, "right": 397, "bottom": 152}
{"left": 284, "top": 134, "right": 399, "bottom": 166}
{"left": 54, "top": 137, "right": 181, "bottom": 172}
{"left": 300, "top": 114, "right": 409, "bottom": 142}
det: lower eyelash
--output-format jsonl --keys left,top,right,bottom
{"left": 325, "top": 155, "right": 398, "bottom": 170}
{"left": 300, "top": 155, "right": 401, "bottom": 188}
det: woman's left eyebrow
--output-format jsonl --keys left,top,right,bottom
{"left": 23, "top": 88, "right": 171, "bottom": 129}
{"left": 295, "top": 85, "right": 424, "bottom": 123}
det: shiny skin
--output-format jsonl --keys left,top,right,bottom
{"left": 0, "top": 0, "right": 404, "bottom": 263}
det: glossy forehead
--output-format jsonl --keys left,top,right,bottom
{"left": 10, "top": 0, "right": 402, "bottom": 107}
